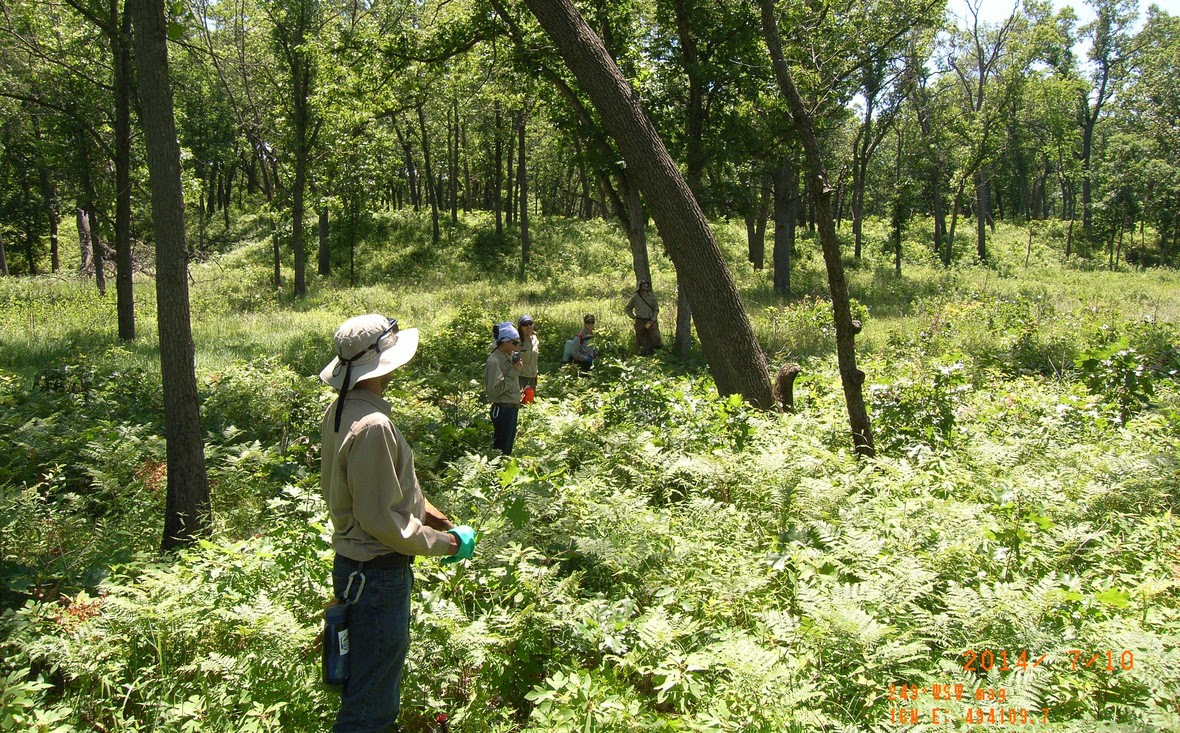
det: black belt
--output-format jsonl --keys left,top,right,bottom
{"left": 493, "top": 402, "right": 519, "bottom": 408}
{"left": 338, "top": 552, "right": 411, "bottom": 569}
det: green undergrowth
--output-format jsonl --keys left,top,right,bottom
{"left": 1, "top": 212, "right": 1179, "bottom": 731}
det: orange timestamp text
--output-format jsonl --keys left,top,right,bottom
{"left": 888, "top": 706, "right": 1050, "bottom": 726}
{"left": 961, "top": 649, "right": 1134, "bottom": 673}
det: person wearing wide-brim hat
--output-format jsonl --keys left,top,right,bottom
{"left": 625, "top": 280, "right": 662, "bottom": 356}
{"left": 486, "top": 321, "right": 524, "bottom": 454}
{"left": 319, "top": 313, "right": 476, "bottom": 732}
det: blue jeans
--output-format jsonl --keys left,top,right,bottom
{"left": 332, "top": 554, "right": 413, "bottom": 733}
{"left": 491, "top": 403, "right": 518, "bottom": 455}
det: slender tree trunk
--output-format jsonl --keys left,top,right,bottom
{"left": 130, "top": 0, "right": 210, "bottom": 550}
{"left": 394, "top": 120, "right": 419, "bottom": 211}
{"left": 1065, "top": 217, "right": 1075, "bottom": 260}
{"left": 41, "top": 170, "right": 59, "bottom": 273}
{"left": 270, "top": 208, "right": 280, "bottom": 289}
{"left": 747, "top": 172, "right": 770, "bottom": 270}
{"left": 976, "top": 169, "right": 988, "bottom": 262}
{"left": 318, "top": 208, "right": 330, "bottom": 276}
{"left": 112, "top": 0, "right": 135, "bottom": 338}
{"left": 505, "top": 114, "right": 516, "bottom": 226}
{"left": 521, "top": 0, "right": 772, "bottom": 407}
{"left": 461, "top": 122, "right": 472, "bottom": 213}
{"left": 761, "top": 0, "right": 874, "bottom": 455}
{"left": 621, "top": 175, "right": 652, "bottom": 284}
{"left": 292, "top": 93, "right": 308, "bottom": 297}
{"left": 494, "top": 101, "right": 504, "bottom": 237}
{"left": 77, "top": 207, "right": 93, "bottom": 275}
{"left": 518, "top": 112, "right": 530, "bottom": 279}
{"left": 0, "top": 231, "right": 7, "bottom": 275}
{"left": 89, "top": 209, "right": 107, "bottom": 295}
{"left": 417, "top": 104, "right": 440, "bottom": 244}
{"left": 771, "top": 157, "right": 797, "bottom": 294}
{"left": 23, "top": 229, "right": 35, "bottom": 275}
{"left": 449, "top": 99, "right": 459, "bottom": 224}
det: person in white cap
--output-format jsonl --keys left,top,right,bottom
{"left": 485, "top": 321, "right": 523, "bottom": 454}
{"left": 319, "top": 314, "right": 476, "bottom": 733}
{"left": 517, "top": 314, "right": 539, "bottom": 403}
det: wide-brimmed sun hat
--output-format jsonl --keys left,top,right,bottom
{"left": 321, "top": 314, "right": 418, "bottom": 430}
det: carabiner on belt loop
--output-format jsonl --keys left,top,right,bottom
{"left": 342, "top": 569, "right": 366, "bottom": 604}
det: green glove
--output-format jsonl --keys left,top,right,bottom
{"left": 442, "top": 525, "right": 477, "bottom": 564}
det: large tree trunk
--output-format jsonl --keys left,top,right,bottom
{"left": 518, "top": 111, "right": 530, "bottom": 279}
{"left": 130, "top": 0, "right": 211, "bottom": 551}
{"left": 521, "top": 0, "right": 773, "bottom": 408}
{"left": 761, "top": 0, "right": 875, "bottom": 456}
{"left": 112, "top": 0, "right": 136, "bottom": 339}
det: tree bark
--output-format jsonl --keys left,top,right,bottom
{"left": 130, "top": 0, "right": 211, "bottom": 550}
{"left": 976, "top": 168, "right": 988, "bottom": 262}
{"left": 0, "top": 230, "right": 7, "bottom": 276}
{"left": 317, "top": 208, "right": 330, "bottom": 276}
{"left": 761, "top": 0, "right": 875, "bottom": 456}
{"left": 77, "top": 207, "right": 93, "bottom": 275}
{"left": 112, "top": 0, "right": 135, "bottom": 338}
{"left": 88, "top": 209, "right": 107, "bottom": 295}
{"left": 518, "top": 111, "right": 530, "bottom": 280}
{"left": 746, "top": 173, "right": 770, "bottom": 270}
{"left": 522, "top": 0, "right": 772, "bottom": 408}
{"left": 771, "top": 157, "right": 797, "bottom": 294}
{"left": 417, "top": 104, "right": 440, "bottom": 244}
{"left": 494, "top": 101, "right": 504, "bottom": 237}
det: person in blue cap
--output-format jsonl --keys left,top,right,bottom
{"left": 485, "top": 321, "right": 523, "bottom": 454}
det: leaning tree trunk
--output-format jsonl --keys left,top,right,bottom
{"left": 521, "top": 0, "right": 773, "bottom": 408}
{"left": 130, "top": 0, "right": 211, "bottom": 551}
{"left": 761, "top": 0, "right": 874, "bottom": 456}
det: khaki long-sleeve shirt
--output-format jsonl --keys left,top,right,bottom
{"left": 625, "top": 292, "right": 659, "bottom": 321}
{"left": 320, "top": 390, "right": 454, "bottom": 560}
{"left": 485, "top": 349, "right": 521, "bottom": 404}
{"left": 519, "top": 333, "right": 539, "bottom": 378}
